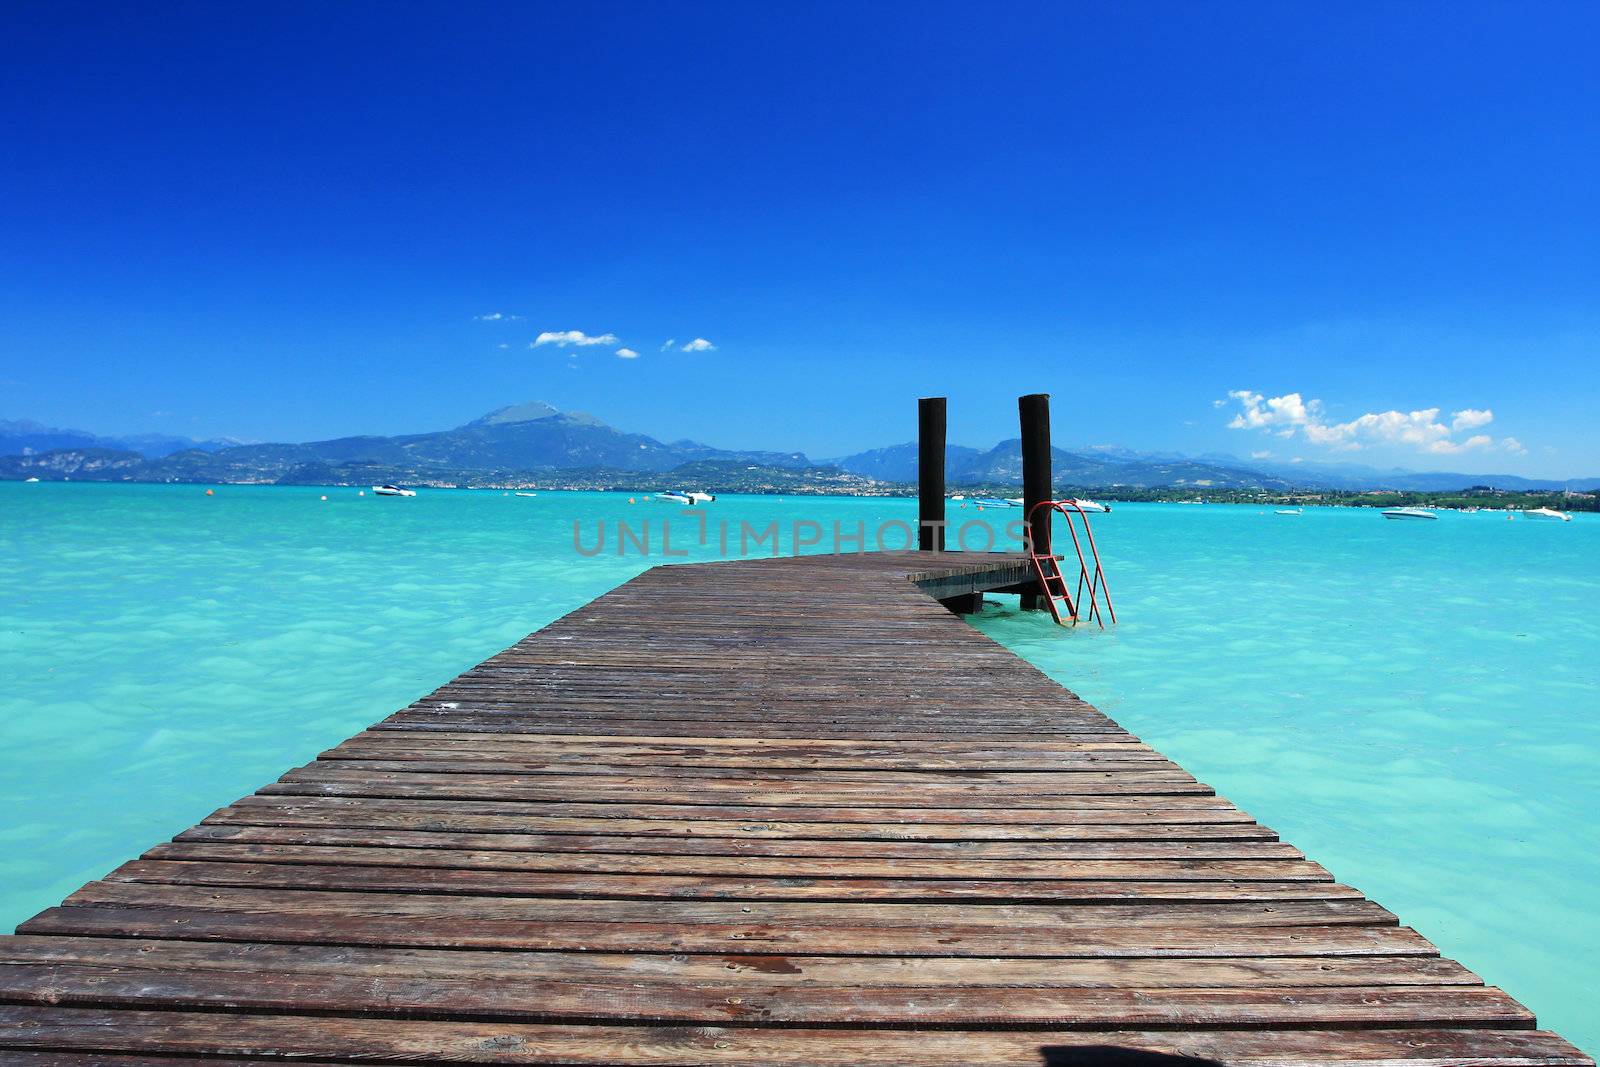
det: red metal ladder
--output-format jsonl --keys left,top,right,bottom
{"left": 1026, "top": 500, "right": 1117, "bottom": 628}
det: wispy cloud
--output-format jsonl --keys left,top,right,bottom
{"left": 532, "top": 330, "right": 620, "bottom": 348}
{"left": 473, "top": 312, "right": 523, "bottom": 322}
{"left": 660, "top": 338, "right": 676, "bottom": 352}
{"left": 679, "top": 337, "right": 716, "bottom": 352}
{"left": 1250, "top": 450, "right": 1273, "bottom": 460}
{"left": 615, "top": 348, "right": 639, "bottom": 359}
{"left": 1222, "top": 390, "right": 1521, "bottom": 457}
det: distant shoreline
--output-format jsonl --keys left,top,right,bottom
{"left": 5, "top": 477, "right": 1594, "bottom": 513}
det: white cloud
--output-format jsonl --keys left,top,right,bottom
{"left": 1250, "top": 450, "right": 1273, "bottom": 460}
{"left": 1222, "top": 390, "right": 1521, "bottom": 458}
{"left": 532, "top": 330, "right": 620, "bottom": 348}
{"left": 496, "top": 343, "right": 509, "bottom": 350}
{"left": 473, "top": 312, "right": 522, "bottom": 322}
{"left": 1501, "top": 436, "right": 1528, "bottom": 455}
{"left": 1225, "top": 390, "right": 1318, "bottom": 432}
{"left": 615, "top": 348, "right": 639, "bottom": 359}
{"left": 660, "top": 338, "right": 676, "bottom": 352}
{"left": 1431, "top": 433, "right": 1493, "bottom": 454}
{"left": 680, "top": 337, "right": 716, "bottom": 352}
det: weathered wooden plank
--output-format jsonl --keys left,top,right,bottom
{"left": 28, "top": 906, "right": 1420, "bottom": 958}
{"left": 0, "top": 936, "right": 1480, "bottom": 987}
{"left": 98, "top": 858, "right": 1352, "bottom": 902}
{"left": 175, "top": 823, "right": 1305, "bottom": 859}
{"left": 224, "top": 791, "right": 1254, "bottom": 821}
{"left": 48, "top": 882, "right": 1397, "bottom": 928}
{"left": 141, "top": 841, "right": 1330, "bottom": 881}
{"left": 259, "top": 775, "right": 1219, "bottom": 805}
{"left": 0, "top": 965, "right": 1534, "bottom": 1027}
{"left": 309, "top": 756, "right": 1185, "bottom": 780}
{"left": 203, "top": 803, "right": 1280, "bottom": 841}
{"left": 275, "top": 763, "right": 1208, "bottom": 793}
{"left": 1, "top": 1008, "right": 1589, "bottom": 1066}
{"left": 319, "top": 738, "right": 1169, "bottom": 770}
{"left": 332, "top": 729, "right": 1156, "bottom": 751}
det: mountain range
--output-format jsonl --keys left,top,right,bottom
{"left": 2, "top": 403, "right": 1594, "bottom": 492}
{"left": 820, "top": 442, "right": 1304, "bottom": 490}
{"left": 0, "top": 418, "right": 239, "bottom": 459}
{"left": 823, "top": 441, "right": 1597, "bottom": 493}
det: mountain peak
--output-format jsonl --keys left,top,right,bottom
{"left": 467, "top": 401, "right": 564, "bottom": 427}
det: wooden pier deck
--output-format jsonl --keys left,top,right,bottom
{"left": 0, "top": 551, "right": 1587, "bottom": 1065}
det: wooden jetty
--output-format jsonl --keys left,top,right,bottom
{"left": 0, "top": 551, "right": 1588, "bottom": 1064}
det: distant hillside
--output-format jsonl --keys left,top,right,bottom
{"left": 6, "top": 405, "right": 1594, "bottom": 493}
{"left": 1097, "top": 446, "right": 1597, "bottom": 493}
{"left": 0, "top": 418, "right": 237, "bottom": 459}
{"left": 1237, "top": 457, "right": 1593, "bottom": 493}
{"left": 0, "top": 402, "right": 816, "bottom": 486}
{"left": 0, "top": 447, "right": 147, "bottom": 479}
{"left": 827, "top": 440, "right": 1297, "bottom": 489}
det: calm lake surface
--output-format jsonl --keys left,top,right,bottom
{"left": 3, "top": 482, "right": 1596, "bottom": 1050}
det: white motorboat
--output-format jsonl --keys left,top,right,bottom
{"left": 686, "top": 491, "right": 716, "bottom": 504}
{"left": 514, "top": 491, "right": 538, "bottom": 498}
{"left": 1275, "top": 507, "right": 1302, "bottom": 515}
{"left": 24, "top": 477, "right": 40, "bottom": 483}
{"left": 981, "top": 497, "right": 1110, "bottom": 513}
{"left": 1524, "top": 507, "right": 1571, "bottom": 522}
{"left": 372, "top": 484, "right": 416, "bottom": 497}
{"left": 1382, "top": 507, "right": 1436, "bottom": 520}
{"left": 656, "top": 491, "right": 714, "bottom": 505}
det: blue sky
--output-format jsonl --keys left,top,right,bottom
{"left": 1, "top": 2, "right": 1595, "bottom": 474}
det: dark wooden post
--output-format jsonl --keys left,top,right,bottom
{"left": 1019, "top": 393, "right": 1052, "bottom": 610}
{"left": 918, "top": 396, "right": 946, "bottom": 552}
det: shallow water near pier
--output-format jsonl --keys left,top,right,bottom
{"left": 2, "top": 482, "right": 1596, "bottom": 1051}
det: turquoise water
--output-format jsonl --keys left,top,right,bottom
{"left": 2, "top": 483, "right": 1595, "bottom": 1050}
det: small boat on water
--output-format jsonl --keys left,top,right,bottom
{"left": 24, "top": 477, "right": 40, "bottom": 483}
{"left": 1275, "top": 507, "right": 1302, "bottom": 515}
{"left": 372, "top": 484, "right": 416, "bottom": 497}
{"left": 514, "top": 491, "right": 538, "bottom": 498}
{"left": 1524, "top": 507, "right": 1571, "bottom": 522}
{"left": 655, "top": 491, "right": 716, "bottom": 505}
{"left": 974, "top": 497, "right": 1111, "bottom": 513}
{"left": 1383, "top": 507, "right": 1436, "bottom": 521}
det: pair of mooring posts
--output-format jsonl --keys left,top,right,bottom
{"left": 918, "top": 393, "right": 1054, "bottom": 613}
